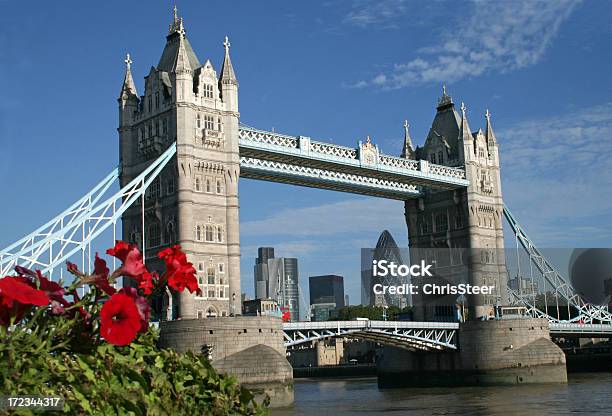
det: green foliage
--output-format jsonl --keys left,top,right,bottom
{"left": 333, "top": 305, "right": 412, "bottom": 321}
{"left": 0, "top": 296, "right": 268, "bottom": 415}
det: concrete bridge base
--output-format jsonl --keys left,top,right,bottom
{"left": 377, "top": 318, "right": 567, "bottom": 387}
{"left": 158, "top": 316, "right": 294, "bottom": 408}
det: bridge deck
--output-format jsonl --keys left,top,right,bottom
{"left": 239, "top": 126, "right": 469, "bottom": 199}
{"left": 283, "top": 321, "right": 612, "bottom": 350}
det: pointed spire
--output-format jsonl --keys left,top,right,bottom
{"left": 485, "top": 108, "right": 497, "bottom": 145}
{"left": 119, "top": 53, "right": 138, "bottom": 99}
{"left": 169, "top": 4, "right": 182, "bottom": 34}
{"left": 437, "top": 83, "right": 453, "bottom": 109}
{"left": 158, "top": 6, "right": 200, "bottom": 72}
{"left": 458, "top": 101, "right": 472, "bottom": 141}
{"left": 173, "top": 32, "right": 192, "bottom": 73}
{"left": 220, "top": 35, "right": 238, "bottom": 86}
{"left": 401, "top": 119, "right": 415, "bottom": 159}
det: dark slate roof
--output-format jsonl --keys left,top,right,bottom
{"left": 157, "top": 32, "right": 201, "bottom": 72}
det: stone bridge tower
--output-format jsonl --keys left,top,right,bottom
{"left": 117, "top": 8, "right": 241, "bottom": 320}
{"left": 403, "top": 88, "right": 507, "bottom": 321}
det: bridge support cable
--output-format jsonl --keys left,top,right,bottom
{"left": 503, "top": 205, "right": 612, "bottom": 324}
{"left": 0, "top": 144, "right": 177, "bottom": 278}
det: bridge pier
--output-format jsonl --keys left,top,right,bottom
{"left": 377, "top": 318, "right": 567, "bottom": 387}
{"left": 158, "top": 316, "right": 294, "bottom": 408}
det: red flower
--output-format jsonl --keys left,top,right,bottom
{"left": 120, "top": 287, "right": 150, "bottom": 333}
{"left": 0, "top": 276, "right": 50, "bottom": 326}
{"left": 66, "top": 261, "right": 84, "bottom": 277}
{"left": 106, "top": 241, "right": 147, "bottom": 278}
{"left": 106, "top": 241, "right": 154, "bottom": 294}
{"left": 91, "top": 254, "right": 116, "bottom": 296}
{"left": 137, "top": 271, "right": 156, "bottom": 295}
{"left": 157, "top": 245, "right": 199, "bottom": 294}
{"left": 100, "top": 293, "right": 142, "bottom": 346}
{"left": 15, "top": 267, "right": 71, "bottom": 315}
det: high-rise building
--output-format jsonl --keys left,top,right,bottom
{"left": 361, "top": 230, "right": 410, "bottom": 308}
{"left": 253, "top": 248, "right": 300, "bottom": 321}
{"left": 309, "top": 275, "right": 345, "bottom": 308}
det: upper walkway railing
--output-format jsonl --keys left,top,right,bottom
{"left": 238, "top": 125, "right": 469, "bottom": 197}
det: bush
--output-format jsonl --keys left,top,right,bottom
{"left": 0, "top": 242, "right": 268, "bottom": 415}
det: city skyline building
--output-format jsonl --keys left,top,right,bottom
{"left": 361, "top": 230, "right": 411, "bottom": 309}
{"left": 253, "top": 247, "right": 300, "bottom": 321}
{"left": 309, "top": 274, "right": 345, "bottom": 309}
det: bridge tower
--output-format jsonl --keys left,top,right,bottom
{"left": 117, "top": 8, "right": 241, "bottom": 319}
{"left": 404, "top": 88, "right": 507, "bottom": 321}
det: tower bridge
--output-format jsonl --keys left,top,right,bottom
{"left": 1, "top": 7, "right": 610, "bottom": 394}
{"left": 0, "top": 7, "right": 609, "bottom": 328}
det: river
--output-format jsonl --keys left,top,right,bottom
{"left": 273, "top": 373, "right": 612, "bottom": 415}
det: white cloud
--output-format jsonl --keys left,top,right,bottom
{"left": 353, "top": 0, "right": 581, "bottom": 89}
{"left": 499, "top": 102, "right": 612, "bottom": 246}
{"left": 240, "top": 198, "right": 407, "bottom": 238}
{"left": 343, "top": 0, "right": 409, "bottom": 28}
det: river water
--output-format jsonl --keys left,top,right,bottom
{"left": 273, "top": 373, "right": 612, "bottom": 415}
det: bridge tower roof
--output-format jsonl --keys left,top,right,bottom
{"left": 157, "top": 6, "right": 201, "bottom": 72}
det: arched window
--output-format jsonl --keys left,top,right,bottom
{"left": 195, "top": 225, "right": 203, "bottom": 242}
{"left": 166, "top": 222, "right": 176, "bottom": 244}
{"left": 148, "top": 222, "right": 161, "bottom": 248}
{"left": 205, "top": 225, "right": 214, "bottom": 242}
{"left": 206, "top": 306, "right": 217, "bottom": 317}
{"left": 207, "top": 267, "right": 215, "bottom": 285}
{"left": 205, "top": 178, "right": 212, "bottom": 193}
{"left": 195, "top": 176, "right": 201, "bottom": 192}
{"left": 216, "top": 226, "right": 224, "bottom": 243}
{"left": 216, "top": 178, "right": 223, "bottom": 194}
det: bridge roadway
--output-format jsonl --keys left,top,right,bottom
{"left": 283, "top": 320, "right": 612, "bottom": 351}
{"left": 238, "top": 126, "right": 469, "bottom": 200}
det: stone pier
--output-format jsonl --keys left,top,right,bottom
{"left": 378, "top": 318, "right": 567, "bottom": 387}
{"left": 159, "top": 316, "right": 293, "bottom": 407}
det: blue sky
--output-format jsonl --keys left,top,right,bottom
{"left": 1, "top": 1, "right": 611, "bottom": 308}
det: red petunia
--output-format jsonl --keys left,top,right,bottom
{"left": 120, "top": 287, "right": 151, "bottom": 333}
{"left": 15, "top": 266, "right": 72, "bottom": 315}
{"left": 157, "top": 245, "right": 199, "bottom": 294}
{"left": 91, "top": 253, "right": 116, "bottom": 296}
{"left": 106, "top": 241, "right": 154, "bottom": 294}
{"left": 106, "top": 241, "right": 147, "bottom": 278}
{"left": 100, "top": 293, "right": 142, "bottom": 346}
{"left": 137, "top": 270, "right": 156, "bottom": 295}
{"left": 0, "top": 276, "right": 50, "bottom": 326}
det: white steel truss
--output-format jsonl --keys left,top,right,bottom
{"left": 283, "top": 321, "right": 458, "bottom": 351}
{"left": 504, "top": 205, "right": 612, "bottom": 324}
{"left": 0, "top": 144, "right": 176, "bottom": 277}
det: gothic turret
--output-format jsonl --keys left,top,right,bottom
{"left": 118, "top": 54, "right": 139, "bottom": 128}
{"left": 458, "top": 102, "right": 474, "bottom": 161}
{"left": 219, "top": 36, "right": 238, "bottom": 112}
{"left": 485, "top": 109, "right": 497, "bottom": 146}
{"left": 119, "top": 54, "right": 138, "bottom": 101}
{"left": 401, "top": 120, "right": 415, "bottom": 159}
